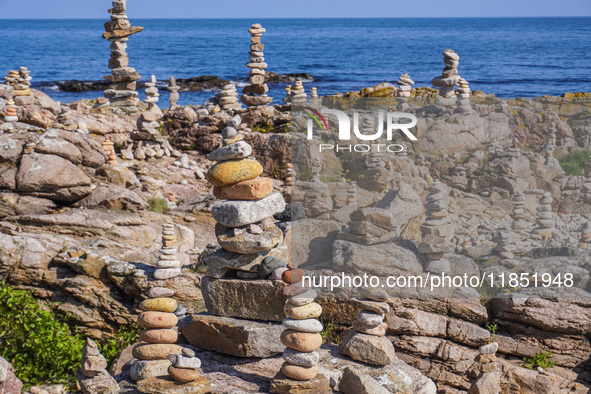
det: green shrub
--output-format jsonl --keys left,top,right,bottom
{"left": 522, "top": 351, "right": 557, "bottom": 370}
{"left": 148, "top": 197, "right": 170, "bottom": 214}
{"left": 98, "top": 324, "right": 141, "bottom": 367}
{"left": 486, "top": 322, "right": 498, "bottom": 335}
{"left": 0, "top": 283, "right": 85, "bottom": 388}
{"left": 559, "top": 150, "right": 590, "bottom": 176}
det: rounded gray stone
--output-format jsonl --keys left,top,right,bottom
{"left": 282, "top": 318, "right": 323, "bottom": 333}
{"left": 357, "top": 311, "right": 385, "bottom": 326}
{"left": 208, "top": 141, "right": 253, "bottom": 161}
{"left": 147, "top": 287, "right": 175, "bottom": 298}
{"left": 221, "top": 127, "right": 237, "bottom": 139}
{"left": 282, "top": 348, "right": 319, "bottom": 367}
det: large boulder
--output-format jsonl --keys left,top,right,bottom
{"left": 16, "top": 154, "right": 93, "bottom": 202}
{"left": 75, "top": 186, "right": 147, "bottom": 212}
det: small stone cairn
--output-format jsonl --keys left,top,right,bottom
{"left": 154, "top": 222, "right": 182, "bottom": 280}
{"left": 531, "top": 191, "right": 554, "bottom": 241}
{"left": 102, "top": 0, "right": 143, "bottom": 106}
{"left": 167, "top": 76, "right": 180, "bottom": 110}
{"left": 3, "top": 100, "right": 18, "bottom": 123}
{"left": 493, "top": 228, "right": 516, "bottom": 259}
{"left": 455, "top": 77, "right": 474, "bottom": 113}
{"left": 290, "top": 80, "right": 307, "bottom": 105}
{"left": 451, "top": 165, "right": 468, "bottom": 190}
{"left": 131, "top": 75, "right": 170, "bottom": 160}
{"left": 396, "top": 73, "right": 414, "bottom": 99}
{"left": 340, "top": 290, "right": 395, "bottom": 366}
{"left": 283, "top": 85, "right": 292, "bottom": 104}
{"left": 468, "top": 342, "right": 501, "bottom": 394}
{"left": 11, "top": 67, "right": 34, "bottom": 105}
{"left": 167, "top": 348, "right": 205, "bottom": 384}
{"left": 432, "top": 49, "right": 461, "bottom": 98}
{"left": 241, "top": 23, "right": 273, "bottom": 107}
{"left": 511, "top": 193, "right": 529, "bottom": 231}
{"left": 102, "top": 137, "right": 117, "bottom": 165}
{"left": 580, "top": 222, "right": 591, "bottom": 248}
{"left": 218, "top": 83, "right": 241, "bottom": 111}
{"left": 270, "top": 271, "right": 330, "bottom": 393}
{"left": 77, "top": 338, "right": 119, "bottom": 394}
{"left": 310, "top": 87, "right": 318, "bottom": 99}
{"left": 418, "top": 180, "right": 454, "bottom": 274}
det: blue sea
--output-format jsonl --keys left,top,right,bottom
{"left": 0, "top": 18, "right": 590, "bottom": 106}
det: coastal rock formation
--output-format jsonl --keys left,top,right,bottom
{"left": 102, "top": 0, "right": 143, "bottom": 106}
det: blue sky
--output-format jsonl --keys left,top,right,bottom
{"left": 1, "top": 0, "right": 590, "bottom": 19}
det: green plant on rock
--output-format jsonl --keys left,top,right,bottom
{"left": 251, "top": 122, "right": 275, "bottom": 134}
{"left": 559, "top": 149, "right": 590, "bottom": 176}
{"left": 98, "top": 324, "right": 142, "bottom": 367}
{"left": 0, "top": 283, "right": 85, "bottom": 388}
{"left": 522, "top": 351, "right": 557, "bottom": 370}
{"left": 148, "top": 198, "right": 170, "bottom": 214}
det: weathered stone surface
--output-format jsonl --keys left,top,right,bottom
{"left": 16, "top": 154, "right": 93, "bottom": 202}
{"left": 340, "top": 330, "right": 396, "bottom": 366}
{"left": 258, "top": 256, "right": 288, "bottom": 278}
{"left": 281, "top": 330, "right": 323, "bottom": 353}
{"left": 468, "top": 371, "right": 502, "bottom": 394}
{"left": 282, "top": 348, "right": 319, "bottom": 367}
{"left": 215, "top": 222, "right": 283, "bottom": 254}
{"left": 213, "top": 177, "right": 273, "bottom": 200}
{"left": 206, "top": 159, "right": 263, "bottom": 186}
{"left": 339, "top": 366, "right": 390, "bottom": 394}
{"left": 211, "top": 192, "right": 285, "bottom": 227}
{"left": 132, "top": 344, "right": 184, "bottom": 361}
{"left": 280, "top": 363, "right": 319, "bottom": 381}
{"left": 282, "top": 318, "right": 323, "bottom": 333}
{"left": 138, "top": 312, "right": 178, "bottom": 329}
{"left": 284, "top": 302, "right": 322, "bottom": 320}
{"left": 168, "top": 365, "right": 202, "bottom": 383}
{"left": 201, "top": 276, "right": 288, "bottom": 321}
{"left": 269, "top": 372, "right": 332, "bottom": 394}
{"left": 181, "top": 313, "right": 285, "bottom": 357}
{"left": 168, "top": 354, "right": 201, "bottom": 369}
{"left": 208, "top": 141, "right": 252, "bottom": 161}
{"left": 135, "top": 376, "right": 210, "bottom": 394}
{"left": 204, "top": 244, "right": 288, "bottom": 279}
{"left": 130, "top": 359, "right": 171, "bottom": 381}
{"left": 0, "top": 358, "right": 22, "bottom": 394}
{"left": 77, "top": 338, "right": 119, "bottom": 394}
{"left": 75, "top": 186, "right": 146, "bottom": 212}
{"left": 139, "top": 298, "right": 178, "bottom": 313}
{"left": 139, "top": 329, "right": 178, "bottom": 344}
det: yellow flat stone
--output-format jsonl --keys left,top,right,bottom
{"left": 206, "top": 159, "right": 263, "bottom": 187}
{"left": 284, "top": 302, "right": 322, "bottom": 320}
{"left": 140, "top": 298, "right": 178, "bottom": 313}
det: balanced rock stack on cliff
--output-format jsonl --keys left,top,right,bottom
{"left": 432, "top": 49, "right": 461, "bottom": 98}
{"left": 102, "top": 0, "right": 143, "bottom": 106}
{"left": 181, "top": 114, "right": 289, "bottom": 358}
{"left": 242, "top": 23, "right": 273, "bottom": 107}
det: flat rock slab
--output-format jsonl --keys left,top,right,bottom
{"left": 181, "top": 313, "right": 285, "bottom": 358}
{"left": 201, "top": 276, "right": 288, "bottom": 321}
{"left": 136, "top": 376, "right": 210, "bottom": 394}
{"left": 269, "top": 372, "right": 332, "bottom": 393}
{"left": 211, "top": 192, "right": 285, "bottom": 228}
{"left": 340, "top": 329, "right": 396, "bottom": 366}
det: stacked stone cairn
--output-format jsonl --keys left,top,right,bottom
{"left": 131, "top": 75, "right": 170, "bottom": 160}
{"left": 468, "top": 342, "right": 501, "bottom": 394}
{"left": 290, "top": 80, "right": 307, "bottom": 104}
{"left": 418, "top": 180, "right": 454, "bottom": 274}
{"left": 340, "top": 289, "right": 395, "bottom": 366}
{"left": 432, "top": 49, "right": 461, "bottom": 98}
{"left": 270, "top": 274, "right": 331, "bottom": 393}
{"left": 3, "top": 100, "right": 18, "bottom": 123}
{"left": 283, "top": 86, "right": 292, "bottom": 104}
{"left": 77, "top": 338, "right": 119, "bottom": 394}
{"left": 181, "top": 120, "right": 288, "bottom": 359}
{"left": 216, "top": 83, "right": 241, "bottom": 111}
{"left": 102, "top": 137, "right": 117, "bottom": 165}
{"left": 531, "top": 192, "right": 554, "bottom": 241}
{"left": 396, "top": 73, "right": 414, "bottom": 99}
{"left": 11, "top": 67, "right": 34, "bottom": 105}
{"left": 102, "top": 0, "right": 143, "bottom": 106}
{"left": 580, "top": 222, "right": 591, "bottom": 248}
{"left": 167, "top": 348, "right": 206, "bottom": 384}
{"left": 451, "top": 165, "right": 468, "bottom": 190}
{"left": 310, "top": 87, "right": 318, "bottom": 99}
{"left": 511, "top": 193, "right": 529, "bottom": 231}
{"left": 241, "top": 23, "right": 273, "bottom": 107}
{"left": 455, "top": 77, "right": 474, "bottom": 113}
{"left": 493, "top": 228, "right": 516, "bottom": 259}
{"left": 545, "top": 124, "right": 559, "bottom": 166}
{"left": 285, "top": 163, "right": 294, "bottom": 187}
{"left": 347, "top": 181, "right": 357, "bottom": 206}
{"left": 4, "top": 70, "right": 20, "bottom": 88}
{"left": 167, "top": 76, "right": 180, "bottom": 110}
{"left": 154, "top": 222, "right": 181, "bottom": 280}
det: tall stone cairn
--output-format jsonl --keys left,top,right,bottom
{"left": 455, "top": 77, "right": 474, "bottom": 113}
{"left": 418, "top": 180, "right": 454, "bottom": 273}
{"left": 290, "top": 80, "right": 307, "bottom": 105}
{"left": 102, "top": 137, "right": 117, "bottom": 165}
{"left": 167, "top": 76, "right": 180, "bottom": 110}
{"left": 132, "top": 75, "right": 166, "bottom": 160}
{"left": 283, "top": 85, "right": 292, "bottom": 104}
{"left": 3, "top": 99, "right": 18, "bottom": 123}
{"left": 511, "top": 193, "right": 529, "bottom": 231}
{"left": 271, "top": 275, "right": 331, "bottom": 393}
{"left": 432, "top": 49, "right": 461, "bottom": 98}
{"left": 102, "top": 0, "right": 143, "bottom": 106}
{"left": 241, "top": 23, "right": 273, "bottom": 107}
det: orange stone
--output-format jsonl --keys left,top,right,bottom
{"left": 213, "top": 177, "right": 273, "bottom": 200}
{"left": 139, "top": 329, "right": 179, "bottom": 344}
{"left": 282, "top": 269, "right": 306, "bottom": 284}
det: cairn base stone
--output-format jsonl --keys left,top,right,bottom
{"left": 136, "top": 376, "right": 210, "bottom": 394}
{"left": 340, "top": 330, "right": 396, "bottom": 366}
{"left": 181, "top": 313, "right": 285, "bottom": 358}
{"left": 269, "top": 372, "right": 332, "bottom": 394}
